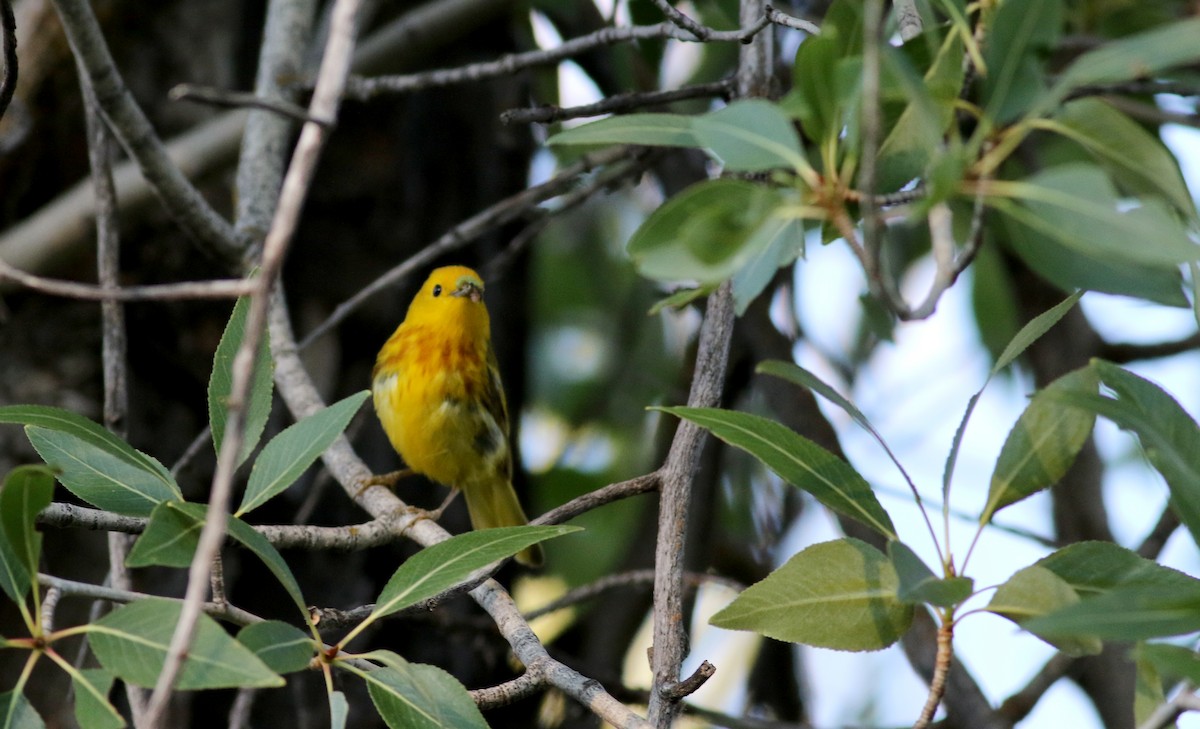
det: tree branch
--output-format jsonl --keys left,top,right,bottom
{"left": 648, "top": 282, "right": 736, "bottom": 727}
{"left": 297, "top": 144, "right": 639, "bottom": 349}
{"left": 0, "top": 260, "right": 254, "bottom": 300}
{"left": 501, "top": 79, "right": 733, "bottom": 125}
{"left": 48, "top": 0, "right": 243, "bottom": 263}
{"left": 143, "top": 1, "right": 362, "bottom": 723}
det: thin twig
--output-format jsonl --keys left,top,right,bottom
{"left": 227, "top": 688, "right": 258, "bottom": 729}
{"left": 142, "top": 2, "right": 363, "bottom": 724}
{"left": 648, "top": 283, "right": 736, "bottom": 727}
{"left": 170, "top": 83, "right": 328, "bottom": 126}
{"left": 764, "top": 4, "right": 820, "bottom": 34}
{"left": 345, "top": 19, "right": 766, "bottom": 100}
{"left": 297, "top": 144, "right": 636, "bottom": 350}
{"left": 659, "top": 661, "right": 716, "bottom": 701}
{"left": 648, "top": 0, "right": 710, "bottom": 40}
{"left": 37, "top": 574, "right": 261, "bottom": 626}
{"left": 501, "top": 79, "right": 733, "bottom": 125}
{"left": 0, "top": 259, "right": 254, "bottom": 301}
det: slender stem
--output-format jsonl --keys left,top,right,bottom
{"left": 141, "top": 2, "right": 362, "bottom": 724}
{"left": 912, "top": 616, "right": 954, "bottom": 729}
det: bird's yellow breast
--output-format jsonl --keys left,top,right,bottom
{"left": 372, "top": 323, "right": 493, "bottom": 489}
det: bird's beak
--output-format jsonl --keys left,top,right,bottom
{"left": 451, "top": 280, "right": 483, "bottom": 303}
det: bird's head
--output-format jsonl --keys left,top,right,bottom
{"left": 405, "top": 266, "right": 490, "bottom": 333}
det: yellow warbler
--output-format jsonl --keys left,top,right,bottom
{"left": 371, "top": 265, "right": 542, "bottom": 567}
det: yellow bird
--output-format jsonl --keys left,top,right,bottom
{"left": 371, "top": 266, "right": 542, "bottom": 567}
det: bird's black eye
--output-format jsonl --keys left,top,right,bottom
{"left": 432, "top": 284, "right": 442, "bottom": 297}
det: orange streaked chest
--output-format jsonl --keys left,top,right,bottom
{"left": 371, "top": 323, "right": 491, "bottom": 482}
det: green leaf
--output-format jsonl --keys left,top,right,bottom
{"left": 992, "top": 291, "right": 1083, "bottom": 376}
{"left": 710, "top": 538, "right": 913, "bottom": 651}
{"left": 0, "top": 531, "right": 29, "bottom": 605}
{"left": 0, "top": 691, "right": 43, "bottom": 729}
{"left": 126, "top": 501, "right": 203, "bottom": 568}
{"left": 1052, "top": 99, "right": 1197, "bottom": 220}
{"left": 364, "top": 660, "right": 488, "bottom": 729}
{"left": 1039, "top": 18, "right": 1200, "bottom": 113}
{"left": 225, "top": 510, "right": 310, "bottom": 619}
{"left": 657, "top": 407, "right": 896, "bottom": 539}
{"left": 0, "top": 467, "right": 54, "bottom": 589}
{"left": 25, "top": 426, "right": 179, "bottom": 517}
{"left": 1026, "top": 586, "right": 1200, "bottom": 641}
{"left": 1134, "top": 650, "right": 1169, "bottom": 728}
{"left": 0, "top": 406, "right": 175, "bottom": 486}
{"left": 757, "top": 361, "right": 874, "bottom": 439}
{"left": 1014, "top": 542, "right": 1200, "bottom": 641}
{"left": 1039, "top": 541, "right": 1200, "bottom": 595}
{"left": 888, "top": 541, "right": 973, "bottom": 608}
{"left": 627, "top": 180, "right": 784, "bottom": 284}
{"left": 988, "top": 165, "right": 1200, "bottom": 268}
{"left": 126, "top": 503, "right": 307, "bottom": 618}
{"left": 210, "top": 296, "right": 275, "bottom": 467}
{"left": 1001, "top": 214, "right": 1188, "bottom": 307}
{"left": 1138, "top": 643, "right": 1200, "bottom": 684}
{"left": 238, "top": 621, "right": 314, "bottom": 675}
{"left": 1051, "top": 362, "right": 1200, "bottom": 547}
{"left": 71, "top": 668, "right": 122, "bottom": 729}
{"left": 370, "top": 526, "right": 580, "bottom": 622}
{"left": 730, "top": 210, "right": 805, "bottom": 315}
{"left": 329, "top": 691, "right": 348, "bottom": 729}
{"left": 237, "top": 391, "right": 369, "bottom": 516}
{"left": 691, "top": 100, "right": 808, "bottom": 173}
{"left": 547, "top": 114, "right": 696, "bottom": 147}
{"left": 980, "top": 367, "right": 1098, "bottom": 522}
{"left": 877, "top": 30, "right": 964, "bottom": 191}
{"left": 980, "top": 0, "right": 1062, "bottom": 123}
{"left": 986, "top": 565, "right": 1102, "bottom": 656}
{"left": 89, "top": 598, "right": 283, "bottom": 689}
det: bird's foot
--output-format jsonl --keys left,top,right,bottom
{"left": 355, "top": 468, "right": 413, "bottom": 499}
{"left": 398, "top": 489, "right": 461, "bottom": 527}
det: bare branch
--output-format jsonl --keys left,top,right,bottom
{"left": 0, "top": 260, "right": 254, "bottom": 301}
{"left": 170, "top": 83, "right": 326, "bottom": 127}
{"left": 37, "top": 574, "right": 261, "bottom": 627}
{"left": 523, "top": 569, "right": 743, "bottom": 622}
{"left": 659, "top": 661, "right": 716, "bottom": 702}
{"left": 501, "top": 79, "right": 733, "bottom": 125}
{"left": 764, "top": 4, "right": 820, "bottom": 34}
{"left": 648, "top": 0, "right": 710, "bottom": 40}
{"left": 648, "top": 282, "right": 736, "bottom": 727}
{"left": 143, "top": 1, "right": 363, "bottom": 722}
{"left": 48, "top": 0, "right": 243, "bottom": 263}
{"left": 894, "top": 0, "right": 924, "bottom": 42}
{"left": 345, "top": 17, "right": 768, "bottom": 101}
{"left": 469, "top": 670, "right": 544, "bottom": 710}
{"left": 532, "top": 473, "right": 660, "bottom": 527}
{"left": 298, "top": 145, "right": 638, "bottom": 349}
{"left": 234, "top": 0, "right": 318, "bottom": 246}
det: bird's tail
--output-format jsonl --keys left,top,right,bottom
{"left": 463, "top": 480, "right": 544, "bottom": 568}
